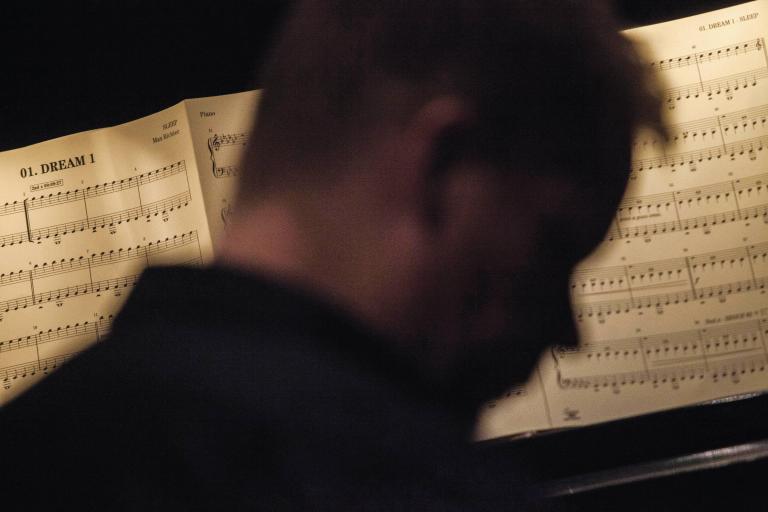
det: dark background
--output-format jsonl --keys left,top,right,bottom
{"left": 4, "top": 0, "right": 767, "bottom": 508}
{"left": 0, "top": 1, "right": 746, "bottom": 152}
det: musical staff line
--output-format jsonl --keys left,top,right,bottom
{"left": 208, "top": 133, "right": 247, "bottom": 179}
{"left": 554, "top": 318, "right": 768, "bottom": 390}
{"left": 609, "top": 200, "right": 768, "bottom": 240}
{"left": 208, "top": 133, "right": 247, "bottom": 150}
{"left": 651, "top": 38, "right": 763, "bottom": 71}
{"left": 556, "top": 354, "right": 768, "bottom": 390}
{"left": 633, "top": 132, "right": 768, "bottom": 171}
{"left": 0, "top": 201, "right": 24, "bottom": 218}
{"left": 0, "top": 231, "right": 200, "bottom": 313}
{"left": 1, "top": 353, "right": 78, "bottom": 384}
{"left": 0, "top": 231, "right": 199, "bottom": 288}
{"left": 608, "top": 171, "right": 768, "bottom": 240}
{"left": 1, "top": 192, "right": 191, "bottom": 248}
{"left": 0, "top": 161, "right": 190, "bottom": 247}
{"left": 0, "top": 274, "right": 141, "bottom": 313}
{"left": 31, "top": 191, "right": 191, "bottom": 242}
{"left": 664, "top": 67, "right": 768, "bottom": 105}
{"left": 565, "top": 318, "right": 765, "bottom": 357}
{"left": 213, "top": 166, "right": 238, "bottom": 178}
{"left": 24, "top": 161, "right": 187, "bottom": 211}
{"left": 576, "top": 276, "right": 766, "bottom": 319}
{"left": 573, "top": 242, "right": 768, "bottom": 319}
{"left": 0, "top": 316, "right": 113, "bottom": 355}
{"left": 635, "top": 103, "right": 768, "bottom": 151}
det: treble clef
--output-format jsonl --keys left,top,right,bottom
{"left": 208, "top": 135, "right": 222, "bottom": 178}
{"left": 209, "top": 134, "right": 222, "bottom": 152}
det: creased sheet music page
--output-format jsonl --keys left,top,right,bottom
{"left": 184, "top": 90, "right": 260, "bottom": 244}
{"left": 0, "top": 102, "right": 214, "bottom": 404}
{"left": 477, "top": 0, "right": 768, "bottom": 439}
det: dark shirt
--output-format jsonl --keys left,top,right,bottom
{"left": 0, "top": 266, "right": 536, "bottom": 510}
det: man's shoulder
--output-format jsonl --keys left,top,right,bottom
{"left": 0, "top": 265, "right": 532, "bottom": 510}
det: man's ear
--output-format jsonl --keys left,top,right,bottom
{"left": 399, "top": 96, "right": 474, "bottom": 229}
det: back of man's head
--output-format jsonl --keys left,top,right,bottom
{"left": 224, "top": 0, "right": 660, "bottom": 406}
{"left": 243, "top": 0, "right": 657, "bottom": 201}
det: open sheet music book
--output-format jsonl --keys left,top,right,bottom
{"left": 477, "top": 0, "right": 768, "bottom": 439}
{"left": 0, "top": 90, "right": 259, "bottom": 403}
{"left": 2, "top": 1, "right": 767, "bottom": 441}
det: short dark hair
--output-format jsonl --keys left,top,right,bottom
{"left": 241, "top": 0, "right": 659, "bottom": 200}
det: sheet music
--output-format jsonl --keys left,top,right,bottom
{"left": 185, "top": 91, "right": 259, "bottom": 244}
{"left": 477, "top": 0, "right": 768, "bottom": 439}
{"left": 0, "top": 91, "right": 257, "bottom": 405}
{"left": 0, "top": 101, "right": 216, "bottom": 404}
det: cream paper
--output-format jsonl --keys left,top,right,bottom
{"left": 478, "top": 1, "right": 768, "bottom": 439}
{"left": 0, "top": 90, "right": 258, "bottom": 403}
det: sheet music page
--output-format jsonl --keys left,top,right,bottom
{"left": 184, "top": 91, "right": 260, "bottom": 244}
{"left": 477, "top": 0, "right": 768, "bottom": 439}
{"left": 0, "top": 101, "right": 214, "bottom": 404}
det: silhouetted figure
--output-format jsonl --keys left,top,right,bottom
{"left": 0, "top": 1, "right": 658, "bottom": 509}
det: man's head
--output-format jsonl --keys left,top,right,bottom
{"left": 224, "top": 0, "right": 659, "bottom": 407}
